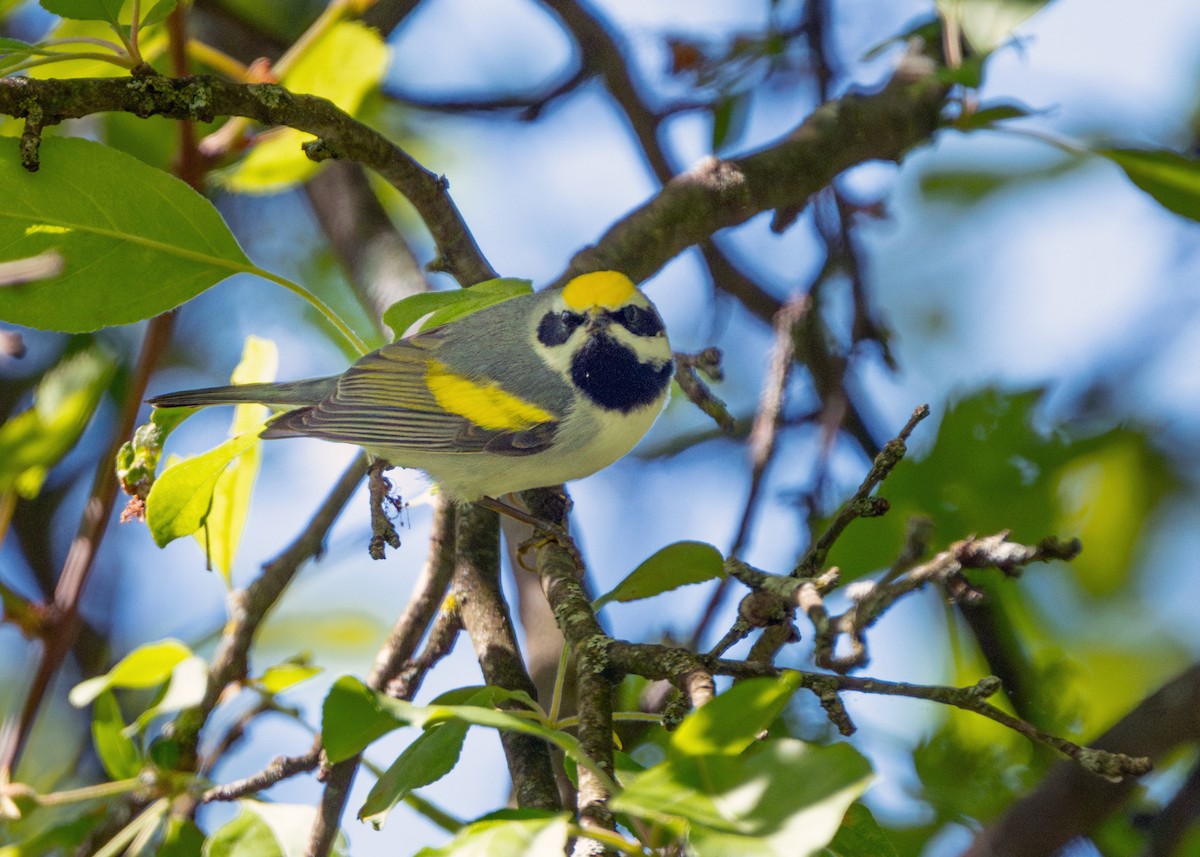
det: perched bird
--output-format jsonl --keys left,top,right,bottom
{"left": 149, "top": 271, "right": 673, "bottom": 503}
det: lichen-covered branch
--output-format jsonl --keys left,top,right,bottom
{"left": 0, "top": 73, "right": 496, "bottom": 286}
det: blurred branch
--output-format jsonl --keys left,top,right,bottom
{"left": 690, "top": 297, "right": 808, "bottom": 649}
{"left": 549, "top": 48, "right": 947, "bottom": 287}
{"left": 537, "top": 0, "right": 673, "bottom": 182}
{"left": 386, "top": 66, "right": 590, "bottom": 120}
{"left": 307, "top": 497, "right": 460, "bottom": 857}
{"left": 964, "top": 663, "right": 1200, "bottom": 857}
{"left": 0, "top": 312, "right": 175, "bottom": 784}
{"left": 166, "top": 455, "right": 370, "bottom": 765}
{"left": 306, "top": 161, "right": 431, "bottom": 325}
{"left": 0, "top": 74, "right": 497, "bottom": 286}
{"left": 1140, "top": 757, "right": 1200, "bottom": 857}
{"left": 452, "top": 503, "right": 561, "bottom": 810}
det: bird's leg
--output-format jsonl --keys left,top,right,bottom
{"left": 474, "top": 495, "right": 582, "bottom": 572}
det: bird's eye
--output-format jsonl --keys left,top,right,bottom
{"left": 616, "top": 304, "right": 663, "bottom": 337}
{"left": 537, "top": 309, "right": 583, "bottom": 347}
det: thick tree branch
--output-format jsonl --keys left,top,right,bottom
{"left": 0, "top": 74, "right": 496, "bottom": 286}
{"left": 549, "top": 50, "right": 947, "bottom": 288}
{"left": 452, "top": 503, "right": 560, "bottom": 810}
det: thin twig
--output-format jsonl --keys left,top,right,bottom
{"left": 794, "top": 404, "right": 930, "bottom": 577}
{"left": 200, "top": 745, "right": 322, "bottom": 803}
{"left": 690, "top": 297, "right": 808, "bottom": 650}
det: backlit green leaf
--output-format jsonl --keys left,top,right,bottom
{"left": 192, "top": 336, "right": 277, "bottom": 581}
{"left": 129, "top": 655, "right": 209, "bottom": 733}
{"left": 40, "top": 0, "right": 124, "bottom": 23}
{"left": 1098, "top": 147, "right": 1200, "bottom": 223}
{"left": 322, "top": 677, "right": 596, "bottom": 782}
{"left": 670, "top": 674, "right": 801, "bottom": 757}
{"left": 0, "top": 345, "right": 114, "bottom": 497}
{"left": 0, "top": 137, "right": 250, "bottom": 331}
{"left": 594, "top": 540, "right": 724, "bottom": 608}
{"left": 206, "top": 801, "right": 348, "bottom": 857}
{"left": 613, "top": 739, "right": 871, "bottom": 856}
{"left": 413, "top": 814, "right": 571, "bottom": 857}
{"left": 255, "top": 661, "right": 323, "bottom": 694}
{"left": 936, "top": 0, "right": 1051, "bottom": 53}
{"left": 221, "top": 21, "right": 388, "bottom": 193}
{"left": 825, "top": 803, "right": 901, "bottom": 857}
{"left": 382, "top": 278, "right": 533, "bottom": 340}
{"left": 322, "top": 675, "right": 405, "bottom": 763}
{"left": 69, "top": 638, "right": 193, "bottom": 706}
{"left": 91, "top": 689, "right": 142, "bottom": 780}
{"left": 145, "top": 422, "right": 266, "bottom": 549}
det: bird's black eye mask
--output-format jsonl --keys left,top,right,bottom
{"left": 537, "top": 304, "right": 664, "bottom": 348}
{"left": 610, "top": 303, "right": 664, "bottom": 337}
{"left": 537, "top": 309, "right": 585, "bottom": 347}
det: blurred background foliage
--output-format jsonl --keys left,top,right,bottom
{"left": 1, "top": 0, "right": 1200, "bottom": 855}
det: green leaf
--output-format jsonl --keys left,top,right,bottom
{"left": 953, "top": 101, "right": 1034, "bottom": 131}
{"left": 140, "top": 0, "right": 179, "bottom": 27}
{"left": 221, "top": 21, "right": 388, "bottom": 193}
{"left": 128, "top": 655, "right": 209, "bottom": 733}
{"left": 0, "top": 345, "right": 115, "bottom": 497}
{"left": 40, "top": 0, "right": 124, "bottom": 23}
{"left": 612, "top": 739, "right": 872, "bottom": 856}
{"left": 0, "top": 814, "right": 100, "bottom": 857}
{"left": 824, "top": 803, "right": 900, "bottom": 857}
{"left": 820, "top": 388, "right": 1171, "bottom": 584}
{"left": 191, "top": 335, "right": 277, "bottom": 580}
{"left": 158, "top": 816, "right": 205, "bottom": 857}
{"left": 255, "top": 661, "right": 323, "bottom": 694}
{"left": 936, "top": 0, "right": 1051, "bottom": 53}
{"left": 0, "top": 37, "right": 37, "bottom": 55}
{"left": 1098, "top": 147, "right": 1200, "bottom": 223}
{"left": 413, "top": 814, "right": 571, "bottom": 857}
{"left": 322, "top": 675, "right": 406, "bottom": 763}
{"left": 382, "top": 278, "right": 534, "bottom": 339}
{"left": 594, "top": 540, "right": 725, "bottom": 608}
{"left": 145, "top": 423, "right": 266, "bottom": 549}
{"left": 711, "top": 94, "right": 749, "bottom": 153}
{"left": 360, "top": 720, "right": 470, "bottom": 828}
{"left": 206, "top": 802, "right": 347, "bottom": 857}
{"left": 91, "top": 689, "right": 142, "bottom": 779}
{"left": 0, "top": 137, "right": 251, "bottom": 331}
{"left": 69, "top": 638, "right": 193, "bottom": 706}
{"left": 322, "top": 677, "right": 599, "bottom": 784}
{"left": 670, "top": 674, "right": 802, "bottom": 757}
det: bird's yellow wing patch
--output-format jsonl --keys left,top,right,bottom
{"left": 425, "top": 361, "right": 555, "bottom": 431}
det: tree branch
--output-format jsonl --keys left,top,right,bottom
{"left": 549, "top": 49, "right": 947, "bottom": 288}
{"left": 0, "top": 74, "right": 496, "bottom": 286}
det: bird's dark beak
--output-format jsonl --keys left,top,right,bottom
{"left": 585, "top": 308, "right": 610, "bottom": 331}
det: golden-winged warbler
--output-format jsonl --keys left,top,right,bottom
{"left": 149, "top": 271, "right": 673, "bottom": 502}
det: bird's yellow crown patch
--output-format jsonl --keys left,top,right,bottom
{"left": 425, "top": 361, "right": 554, "bottom": 432}
{"left": 563, "top": 270, "right": 636, "bottom": 311}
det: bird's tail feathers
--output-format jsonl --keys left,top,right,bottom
{"left": 148, "top": 377, "right": 337, "bottom": 409}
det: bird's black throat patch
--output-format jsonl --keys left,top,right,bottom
{"left": 570, "top": 333, "right": 671, "bottom": 412}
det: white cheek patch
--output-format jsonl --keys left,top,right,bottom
{"left": 532, "top": 323, "right": 591, "bottom": 377}
{"left": 605, "top": 320, "right": 672, "bottom": 366}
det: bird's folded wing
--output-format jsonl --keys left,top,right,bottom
{"left": 262, "top": 337, "right": 559, "bottom": 456}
